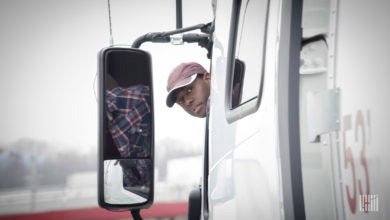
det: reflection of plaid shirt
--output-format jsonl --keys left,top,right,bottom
{"left": 106, "top": 85, "right": 151, "bottom": 158}
{"left": 121, "top": 160, "right": 151, "bottom": 188}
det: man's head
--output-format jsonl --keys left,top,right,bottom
{"left": 166, "top": 62, "right": 211, "bottom": 118}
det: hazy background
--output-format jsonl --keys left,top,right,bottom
{"left": 0, "top": 0, "right": 213, "bottom": 216}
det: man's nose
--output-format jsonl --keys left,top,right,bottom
{"left": 184, "top": 95, "right": 193, "bottom": 107}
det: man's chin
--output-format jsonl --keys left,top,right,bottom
{"left": 196, "top": 111, "right": 207, "bottom": 118}
{"left": 191, "top": 111, "right": 206, "bottom": 118}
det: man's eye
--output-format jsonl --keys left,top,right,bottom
{"left": 187, "top": 88, "right": 192, "bottom": 94}
{"left": 177, "top": 97, "right": 183, "bottom": 105}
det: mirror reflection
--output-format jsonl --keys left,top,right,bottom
{"left": 105, "top": 84, "right": 151, "bottom": 159}
{"left": 104, "top": 159, "right": 151, "bottom": 204}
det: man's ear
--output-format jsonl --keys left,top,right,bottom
{"left": 203, "top": 72, "right": 211, "bottom": 82}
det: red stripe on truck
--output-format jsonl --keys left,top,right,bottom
{"left": 0, "top": 202, "right": 188, "bottom": 220}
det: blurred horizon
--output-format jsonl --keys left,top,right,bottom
{"left": 0, "top": 136, "right": 203, "bottom": 215}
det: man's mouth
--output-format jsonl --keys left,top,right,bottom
{"left": 193, "top": 103, "right": 203, "bottom": 114}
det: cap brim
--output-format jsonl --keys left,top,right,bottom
{"left": 166, "top": 75, "right": 197, "bottom": 107}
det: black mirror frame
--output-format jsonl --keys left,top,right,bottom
{"left": 97, "top": 46, "right": 154, "bottom": 211}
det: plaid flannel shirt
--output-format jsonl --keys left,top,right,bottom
{"left": 106, "top": 85, "right": 151, "bottom": 158}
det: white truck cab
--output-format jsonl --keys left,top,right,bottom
{"left": 204, "top": 0, "right": 389, "bottom": 219}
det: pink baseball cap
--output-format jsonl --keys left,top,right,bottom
{"left": 166, "top": 62, "right": 207, "bottom": 107}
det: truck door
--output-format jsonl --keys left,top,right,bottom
{"left": 207, "top": 0, "right": 304, "bottom": 219}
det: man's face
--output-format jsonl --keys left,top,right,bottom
{"left": 175, "top": 73, "right": 211, "bottom": 118}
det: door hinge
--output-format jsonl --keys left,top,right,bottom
{"left": 306, "top": 88, "right": 340, "bottom": 142}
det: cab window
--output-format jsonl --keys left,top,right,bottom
{"left": 226, "top": 0, "right": 269, "bottom": 122}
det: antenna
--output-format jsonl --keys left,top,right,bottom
{"left": 107, "top": 0, "right": 114, "bottom": 45}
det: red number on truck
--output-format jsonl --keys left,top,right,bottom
{"left": 343, "top": 110, "right": 370, "bottom": 214}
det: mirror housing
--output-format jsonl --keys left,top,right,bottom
{"left": 98, "top": 47, "right": 154, "bottom": 211}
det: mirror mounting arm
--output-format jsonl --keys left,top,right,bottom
{"left": 131, "top": 209, "right": 143, "bottom": 220}
{"left": 132, "top": 23, "right": 214, "bottom": 58}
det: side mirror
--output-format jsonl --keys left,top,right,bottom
{"left": 98, "top": 47, "right": 154, "bottom": 211}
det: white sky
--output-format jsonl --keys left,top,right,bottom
{"left": 0, "top": 0, "right": 213, "bottom": 151}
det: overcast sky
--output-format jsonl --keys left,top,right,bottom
{"left": 0, "top": 0, "right": 213, "bottom": 151}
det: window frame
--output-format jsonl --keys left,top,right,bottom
{"left": 225, "top": 0, "right": 270, "bottom": 123}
